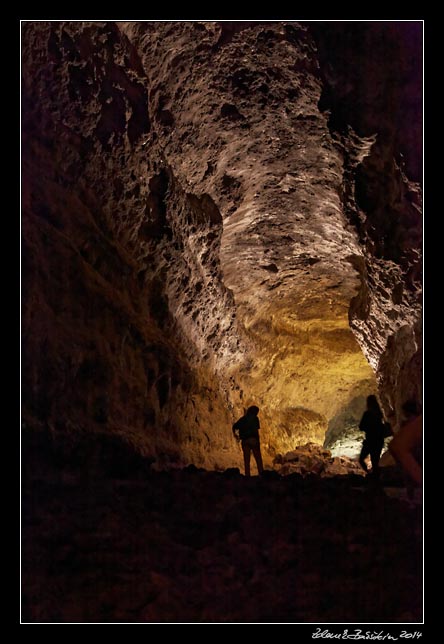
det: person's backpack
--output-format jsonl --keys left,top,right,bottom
{"left": 235, "top": 415, "right": 258, "bottom": 440}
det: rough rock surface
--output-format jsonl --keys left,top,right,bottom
{"left": 22, "top": 21, "right": 422, "bottom": 467}
{"left": 273, "top": 443, "right": 365, "bottom": 477}
{"left": 312, "top": 23, "right": 422, "bottom": 428}
{"left": 22, "top": 432, "right": 422, "bottom": 623}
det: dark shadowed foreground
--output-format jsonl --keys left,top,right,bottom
{"left": 22, "top": 431, "right": 422, "bottom": 623}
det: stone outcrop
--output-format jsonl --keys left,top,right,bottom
{"left": 273, "top": 442, "right": 365, "bottom": 477}
{"left": 22, "top": 21, "right": 422, "bottom": 468}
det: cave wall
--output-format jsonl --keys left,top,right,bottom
{"left": 311, "top": 22, "right": 423, "bottom": 429}
{"left": 22, "top": 21, "right": 422, "bottom": 468}
{"left": 22, "top": 21, "right": 240, "bottom": 469}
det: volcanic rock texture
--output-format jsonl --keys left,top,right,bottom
{"left": 22, "top": 21, "right": 422, "bottom": 468}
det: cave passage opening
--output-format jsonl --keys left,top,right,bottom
{"left": 229, "top": 302, "right": 380, "bottom": 470}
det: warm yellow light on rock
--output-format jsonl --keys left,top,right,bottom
{"left": 232, "top": 307, "right": 377, "bottom": 466}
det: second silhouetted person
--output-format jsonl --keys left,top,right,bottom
{"left": 359, "top": 395, "right": 390, "bottom": 477}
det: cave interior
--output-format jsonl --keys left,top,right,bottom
{"left": 21, "top": 20, "right": 423, "bottom": 624}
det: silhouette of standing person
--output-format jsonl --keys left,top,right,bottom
{"left": 232, "top": 405, "right": 264, "bottom": 477}
{"left": 358, "top": 395, "right": 387, "bottom": 478}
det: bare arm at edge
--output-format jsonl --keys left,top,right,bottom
{"left": 389, "top": 415, "right": 422, "bottom": 486}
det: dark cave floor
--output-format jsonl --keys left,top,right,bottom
{"left": 22, "top": 474, "right": 422, "bottom": 623}
{"left": 21, "top": 439, "right": 422, "bottom": 623}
